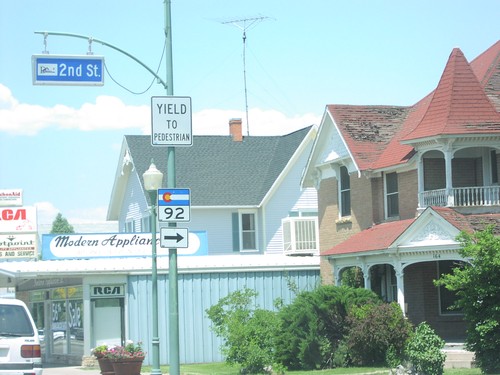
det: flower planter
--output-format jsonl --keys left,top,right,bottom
{"left": 111, "top": 357, "right": 144, "bottom": 375}
{"left": 97, "top": 357, "right": 115, "bottom": 375}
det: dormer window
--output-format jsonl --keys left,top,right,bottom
{"left": 385, "top": 172, "right": 399, "bottom": 218}
{"left": 340, "top": 166, "right": 351, "bottom": 217}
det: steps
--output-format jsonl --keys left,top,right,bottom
{"left": 443, "top": 343, "right": 475, "bottom": 369}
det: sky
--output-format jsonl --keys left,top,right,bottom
{"left": 0, "top": 1, "right": 499, "bottom": 228}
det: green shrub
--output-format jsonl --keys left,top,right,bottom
{"left": 206, "top": 288, "right": 280, "bottom": 374}
{"left": 345, "top": 302, "right": 412, "bottom": 366}
{"left": 274, "top": 285, "right": 380, "bottom": 370}
{"left": 405, "top": 322, "right": 446, "bottom": 375}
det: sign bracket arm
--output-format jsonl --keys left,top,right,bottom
{"left": 34, "top": 31, "right": 168, "bottom": 90}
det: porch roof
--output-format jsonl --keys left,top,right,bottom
{"left": 323, "top": 207, "right": 500, "bottom": 257}
{"left": 322, "top": 218, "right": 414, "bottom": 256}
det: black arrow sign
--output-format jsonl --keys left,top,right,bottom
{"left": 163, "top": 233, "right": 184, "bottom": 243}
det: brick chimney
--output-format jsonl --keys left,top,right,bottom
{"left": 229, "top": 118, "right": 243, "bottom": 142}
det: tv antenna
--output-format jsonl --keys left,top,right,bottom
{"left": 222, "top": 16, "right": 271, "bottom": 136}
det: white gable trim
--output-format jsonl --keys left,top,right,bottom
{"left": 393, "top": 207, "right": 462, "bottom": 253}
{"left": 302, "top": 108, "right": 360, "bottom": 189}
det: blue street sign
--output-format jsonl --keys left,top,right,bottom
{"left": 158, "top": 188, "right": 191, "bottom": 222}
{"left": 32, "top": 55, "right": 105, "bottom": 86}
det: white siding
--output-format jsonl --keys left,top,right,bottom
{"left": 264, "top": 143, "right": 318, "bottom": 254}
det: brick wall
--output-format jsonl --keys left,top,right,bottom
{"left": 318, "top": 178, "right": 338, "bottom": 284}
{"left": 404, "top": 262, "right": 466, "bottom": 341}
{"left": 318, "top": 173, "right": 374, "bottom": 284}
{"left": 398, "top": 170, "right": 418, "bottom": 220}
{"left": 371, "top": 176, "right": 384, "bottom": 224}
{"left": 424, "top": 158, "right": 446, "bottom": 190}
{"left": 350, "top": 174, "right": 374, "bottom": 230}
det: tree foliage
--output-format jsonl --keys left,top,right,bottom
{"left": 50, "top": 213, "right": 75, "bottom": 234}
{"left": 435, "top": 226, "right": 500, "bottom": 374}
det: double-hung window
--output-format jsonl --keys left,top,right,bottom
{"left": 386, "top": 172, "right": 399, "bottom": 218}
{"left": 339, "top": 166, "right": 351, "bottom": 217}
{"left": 232, "top": 210, "right": 258, "bottom": 252}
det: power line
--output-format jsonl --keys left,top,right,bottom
{"left": 221, "top": 16, "right": 271, "bottom": 136}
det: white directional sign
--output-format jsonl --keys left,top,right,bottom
{"left": 157, "top": 188, "right": 191, "bottom": 222}
{"left": 32, "top": 55, "right": 104, "bottom": 86}
{"left": 151, "top": 96, "right": 192, "bottom": 146}
{"left": 160, "top": 228, "right": 189, "bottom": 248}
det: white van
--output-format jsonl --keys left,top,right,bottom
{"left": 0, "top": 298, "right": 42, "bottom": 375}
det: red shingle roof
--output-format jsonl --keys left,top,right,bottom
{"left": 328, "top": 40, "right": 500, "bottom": 171}
{"left": 322, "top": 218, "right": 414, "bottom": 256}
{"left": 402, "top": 48, "right": 500, "bottom": 142}
{"left": 327, "top": 105, "right": 410, "bottom": 170}
{"left": 432, "top": 206, "right": 500, "bottom": 235}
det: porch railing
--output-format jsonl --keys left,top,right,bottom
{"left": 282, "top": 217, "right": 319, "bottom": 255}
{"left": 420, "top": 185, "right": 500, "bottom": 208}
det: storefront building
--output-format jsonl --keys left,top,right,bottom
{"left": 2, "top": 239, "right": 319, "bottom": 366}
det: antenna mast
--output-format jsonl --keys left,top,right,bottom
{"left": 222, "top": 16, "right": 270, "bottom": 136}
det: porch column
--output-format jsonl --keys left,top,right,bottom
{"left": 394, "top": 264, "right": 406, "bottom": 316}
{"left": 334, "top": 267, "right": 342, "bottom": 286}
{"left": 417, "top": 155, "right": 425, "bottom": 209}
{"left": 359, "top": 260, "right": 371, "bottom": 290}
{"left": 330, "top": 259, "right": 342, "bottom": 286}
{"left": 444, "top": 146, "right": 454, "bottom": 206}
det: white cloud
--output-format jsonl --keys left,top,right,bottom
{"left": 0, "top": 84, "right": 320, "bottom": 136}
{"left": 34, "top": 201, "right": 60, "bottom": 226}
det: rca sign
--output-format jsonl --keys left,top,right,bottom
{"left": 0, "top": 207, "right": 37, "bottom": 233}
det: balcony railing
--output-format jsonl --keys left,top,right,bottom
{"left": 420, "top": 185, "right": 500, "bottom": 208}
{"left": 282, "top": 217, "right": 319, "bottom": 255}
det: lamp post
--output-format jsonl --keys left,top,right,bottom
{"left": 142, "top": 159, "right": 163, "bottom": 375}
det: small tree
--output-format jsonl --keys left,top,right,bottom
{"left": 206, "top": 288, "right": 281, "bottom": 374}
{"left": 50, "top": 213, "right": 75, "bottom": 234}
{"left": 435, "top": 226, "right": 500, "bottom": 374}
{"left": 346, "top": 302, "right": 412, "bottom": 367}
{"left": 405, "top": 322, "right": 446, "bottom": 375}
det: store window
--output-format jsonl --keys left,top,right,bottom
{"left": 30, "top": 286, "right": 84, "bottom": 358}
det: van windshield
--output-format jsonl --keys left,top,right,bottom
{"left": 0, "top": 304, "right": 35, "bottom": 336}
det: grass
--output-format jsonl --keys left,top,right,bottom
{"left": 139, "top": 363, "right": 482, "bottom": 374}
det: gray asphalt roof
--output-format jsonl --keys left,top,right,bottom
{"left": 125, "top": 126, "right": 312, "bottom": 206}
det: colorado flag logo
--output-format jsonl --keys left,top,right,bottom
{"left": 158, "top": 188, "right": 190, "bottom": 206}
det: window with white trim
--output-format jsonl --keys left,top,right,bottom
{"left": 385, "top": 172, "right": 399, "bottom": 218}
{"left": 232, "top": 210, "right": 258, "bottom": 252}
{"left": 240, "top": 212, "right": 257, "bottom": 250}
{"left": 339, "top": 166, "right": 351, "bottom": 217}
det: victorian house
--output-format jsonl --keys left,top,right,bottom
{"left": 302, "top": 40, "right": 500, "bottom": 341}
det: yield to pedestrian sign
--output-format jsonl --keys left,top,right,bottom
{"left": 151, "top": 96, "right": 192, "bottom": 146}
{"left": 157, "top": 188, "right": 191, "bottom": 222}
